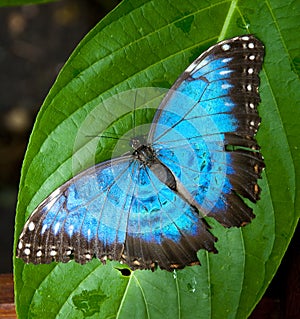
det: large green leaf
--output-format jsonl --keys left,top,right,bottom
{"left": 14, "top": 0, "right": 300, "bottom": 318}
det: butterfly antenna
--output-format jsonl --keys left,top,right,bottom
{"left": 86, "top": 133, "right": 131, "bottom": 143}
{"left": 133, "top": 90, "right": 138, "bottom": 137}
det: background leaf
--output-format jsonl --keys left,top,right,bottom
{"left": 14, "top": 0, "right": 300, "bottom": 318}
{"left": 0, "top": 0, "right": 57, "bottom": 7}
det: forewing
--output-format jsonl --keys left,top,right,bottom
{"left": 149, "top": 35, "right": 265, "bottom": 227}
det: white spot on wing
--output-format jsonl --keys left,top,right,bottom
{"left": 242, "top": 36, "right": 250, "bottom": 41}
{"left": 18, "top": 241, "right": 23, "bottom": 249}
{"left": 247, "top": 84, "right": 252, "bottom": 91}
{"left": 221, "top": 44, "right": 231, "bottom": 51}
{"left": 248, "top": 42, "right": 255, "bottom": 49}
{"left": 50, "top": 250, "right": 57, "bottom": 256}
{"left": 24, "top": 248, "right": 30, "bottom": 255}
{"left": 28, "top": 221, "right": 35, "bottom": 231}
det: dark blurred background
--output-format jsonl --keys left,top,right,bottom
{"left": 0, "top": 1, "right": 298, "bottom": 318}
{"left": 0, "top": 0, "right": 120, "bottom": 273}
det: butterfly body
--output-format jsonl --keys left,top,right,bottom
{"left": 17, "top": 35, "right": 265, "bottom": 271}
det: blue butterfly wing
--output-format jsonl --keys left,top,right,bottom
{"left": 148, "top": 35, "right": 264, "bottom": 227}
{"left": 17, "top": 158, "right": 131, "bottom": 265}
{"left": 17, "top": 156, "right": 216, "bottom": 270}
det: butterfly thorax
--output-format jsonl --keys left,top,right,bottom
{"left": 132, "top": 141, "right": 155, "bottom": 165}
{"left": 130, "top": 135, "right": 153, "bottom": 164}
{"left": 131, "top": 138, "right": 177, "bottom": 191}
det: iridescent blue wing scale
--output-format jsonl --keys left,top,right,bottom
{"left": 149, "top": 35, "right": 264, "bottom": 227}
{"left": 17, "top": 156, "right": 216, "bottom": 270}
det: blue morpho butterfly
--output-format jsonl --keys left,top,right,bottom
{"left": 17, "top": 35, "right": 265, "bottom": 271}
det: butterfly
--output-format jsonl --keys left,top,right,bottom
{"left": 17, "top": 35, "right": 265, "bottom": 271}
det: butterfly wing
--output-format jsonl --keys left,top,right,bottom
{"left": 148, "top": 35, "right": 265, "bottom": 227}
{"left": 17, "top": 156, "right": 216, "bottom": 270}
